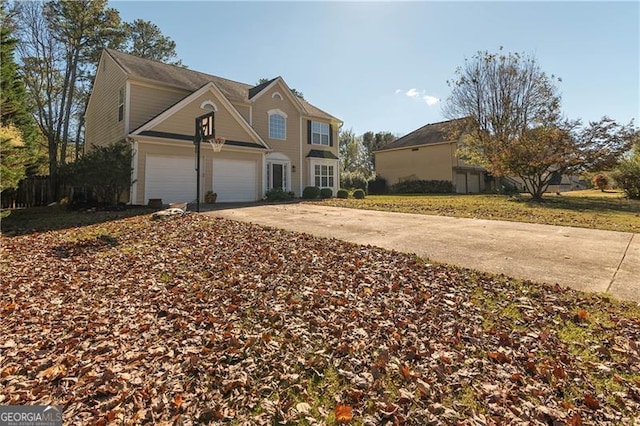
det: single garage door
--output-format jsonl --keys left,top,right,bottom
{"left": 468, "top": 172, "right": 481, "bottom": 193}
{"left": 145, "top": 155, "right": 196, "bottom": 204}
{"left": 212, "top": 159, "right": 257, "bottom": 202}
{"left": 455, "top": 172, "right": 467, "bottom": 193}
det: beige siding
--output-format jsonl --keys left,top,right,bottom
{"left": 234, "top": 103, "right": 251, "bottom": 124}
{"left": 85, "top": 53, "right": 127, "bottom": 148}
{"left": 129, "top": 82, "right": 190, "bottom": 131}
{"left": 375, "top": 143, "right": 454, "bottom": 185}
{"left": 151, "top": 92, "right": 257, "bottom": 143}
{"left": 134, "top": 139, "right": 263, "bottom": 204}
{"left": 252, "top": 83, "right": 304, "bottom": 193}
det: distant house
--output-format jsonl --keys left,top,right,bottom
{"left": 375, "top": 119, "right": 589, "bottom": 194}
{"left": 85, "top": 49, "right": 342, "bottom": 204}
{"left": 374, "top": 119, "right": 487, "bottom": 193}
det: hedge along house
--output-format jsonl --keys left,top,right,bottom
{"left": 85, "top": 49, "right": 342, "bottom": 204}
{"left": 374, "top": 119, "right": 488, "bottom": 193}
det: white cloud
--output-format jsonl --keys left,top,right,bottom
{"left": 423, "top": 95, "right": 439, "bottom": 106}
{"left": 394, "top": 88, "right": 440, "bottom": 106}
{"left": 406, "top": 88, "right": 420, "bottom": 98}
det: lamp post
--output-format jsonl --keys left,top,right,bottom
{"left": 194, "top": 111, "right": 215, "bottom": 213}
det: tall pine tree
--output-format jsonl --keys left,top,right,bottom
{"left": 0, "top": 8, "right": 42, "bottom": 191}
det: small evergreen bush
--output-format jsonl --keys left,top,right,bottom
{"left": 352, "top": 189, "right": 365, "bottom": 199}
{"left": 302, "top": 186, "right": 321, "bottom": 199}
{"left": 337, "top": 189, "right": 349, "bottom": 199}
{"left": 320, "top": 188, "right": 333, "bottom": 199}
{"left": 265, "top": 188, "right": 295, "bottom": 201}
{"left": 391, "top": 179, "right": 454, "bottom": 194}
{"left": 368, "top": 175, "right": 388, "bottom": 195}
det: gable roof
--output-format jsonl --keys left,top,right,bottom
{"left": 130, "top": 82, "right": 269, "bottom": 150}
{"left": 376, "top": 118, "right": 470, "bottom": 152}
{"left": 105, "top": 49, "right": 338, "bottom": 122}
{"left": 248, "top": 77, "right": 277, "bottom": 99}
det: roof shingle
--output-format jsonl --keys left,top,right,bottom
{"left": 105, "top": 49, "right": 337, "bottom": 121}
{"left": 376, "top": 118, "right": 470, "bottom": 152}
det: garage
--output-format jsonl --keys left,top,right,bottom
{"left": 145, "top": 155, "right": 196, "bottom": 204}
{"left": 212, "top": 158, "right": 257, "bottom": 202}
{"left": 468, "top": 172, "right": 481, "bottom": 193}
{"left": 455, "top": 172, "right": 467, "bottom": 194}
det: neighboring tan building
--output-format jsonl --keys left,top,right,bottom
{"left": 85, "top": 49, "right": 341, "bottom": 204}
{"left": 374, "top": 119, "right": 487, "bottom": 193}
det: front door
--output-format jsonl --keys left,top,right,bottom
{"left": 272, "top": 163, "right": 284, "bottom": 190}
{"left": 267, "top": 161, "right": 288, "bottom": 191}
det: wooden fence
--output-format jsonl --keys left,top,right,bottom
{"left": 1, "top": 176, "right": 52, "bottom": 209}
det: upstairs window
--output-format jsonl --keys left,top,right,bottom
{"left": 311, "top": 121, "right": 330, "bottom": 146}
{"left": 268, "top": 110, "right": 287, "bottom": 140}
{"left": 118, "top": 87, "right": 125, "bottom": 122}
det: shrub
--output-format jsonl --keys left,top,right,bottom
{"left": 592, "top": 174, "right": 609, "bottom": 191}
{"left": 391, "top": 179, "right": 455, "bottom": 194}
{"left": 265, "top": 188, "right": 295, "bottom": 202}
{"left": 368, "top": 175, "right": 388, "bottom": 195}
{"left": 64, "top": 140, "right": 132, "bottom": 205}
{"left": 352, "top": 189, "right": 365, "bottom": 199}
{"left": 337, "top": 189, "right": 349, "bottom": 199}
{"left": 611, "top": 154, "right": 640, "bottom": 199}
{"left": 302, "top": 186, "right": 321, "bottom": 199}
{"left": 340, "top": 170, "right": 370, "bottom": 192}
{"left": 319, "top": 188, "right": 333, "bottom": 199}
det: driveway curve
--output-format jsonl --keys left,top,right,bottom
{"left": 205, "top": 203, "right": 639, "bottom": 303}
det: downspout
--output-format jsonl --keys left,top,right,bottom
{"left": 127, "top": 137, "right": 138, "bottom": 205}
{"left": 299, "top": 116, "right": 303, "bottom": 196}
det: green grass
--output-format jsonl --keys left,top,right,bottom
{"left": 313, "top": 190, "right": 640, "bottom": 233}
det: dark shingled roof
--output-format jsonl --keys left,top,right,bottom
{"left": 105, "top": 49, "right": 337, "bottom": 121}
{"left": 376, "top": 118, "right": 470, "bottom": 152}
{"left": 307, "top": 149, "right": 339, "bottom": 159}
{"left": 248, "top": 78, "right": 278, "bottom": 99}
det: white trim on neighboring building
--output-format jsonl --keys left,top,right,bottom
{"left": 124, "top": 81, "right": 131, "bottom": 134}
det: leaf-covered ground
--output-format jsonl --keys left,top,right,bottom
{"left": 1, "top": 214, "right": 639, "bottom": 425}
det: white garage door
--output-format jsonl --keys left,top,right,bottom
{"left": 145, "top": 155, "right": 196, "bottom": 204}
{"left": 212, "top": 159, "right": 257, "bottom": 202}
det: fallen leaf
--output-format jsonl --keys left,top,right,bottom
{"left": 335, "top": 404, "right": 353, "bottom": 423}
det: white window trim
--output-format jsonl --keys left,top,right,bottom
{"left": 200, "top": 100, "right": 219, "bottom": 111}
{"left": 272, "top": 92, "right": 283, "bottom": 100}
{"left": 118, "top": 87, "right": 125, "bottom": 122}
{"left": 267, "top": 160, "right": 291, "bottom": 191}
{"left": 268, "top": 109, "right": 287, "bottom": 140}
{"left": 308, "top": 158, "right": 338, "bottom": 194}
{"left": 311, "top": 121, "right": 330, "bottom": 146}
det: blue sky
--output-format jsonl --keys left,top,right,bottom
{"left": 110, "top": 1, "right": 639, "bottom": 136}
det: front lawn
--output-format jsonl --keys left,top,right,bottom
{"left": 1, "top": 213, "right": 639, "bottom": 424}
{"left": 313, "top": 190, "right": 640, "bottom": 233}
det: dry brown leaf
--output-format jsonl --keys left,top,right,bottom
{"left": 335, "top": 404, "right": 353, "bottom": 423}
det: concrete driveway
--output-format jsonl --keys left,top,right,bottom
{"left": 204, "top": 203, "right": 640, "bottom": 304}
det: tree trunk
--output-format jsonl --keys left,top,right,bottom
{"left": 61, "top": 48, "right": 82, "bottom": 164}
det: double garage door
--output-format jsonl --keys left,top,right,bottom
{"left": 145, "top": 155, "right": 257, "bottom": 204}
{"left": 455, "top": 172, "right": 481, "bottom": 194}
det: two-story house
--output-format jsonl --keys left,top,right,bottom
{"left": 85, "top": 49, "right": 341, "bottom": 204}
